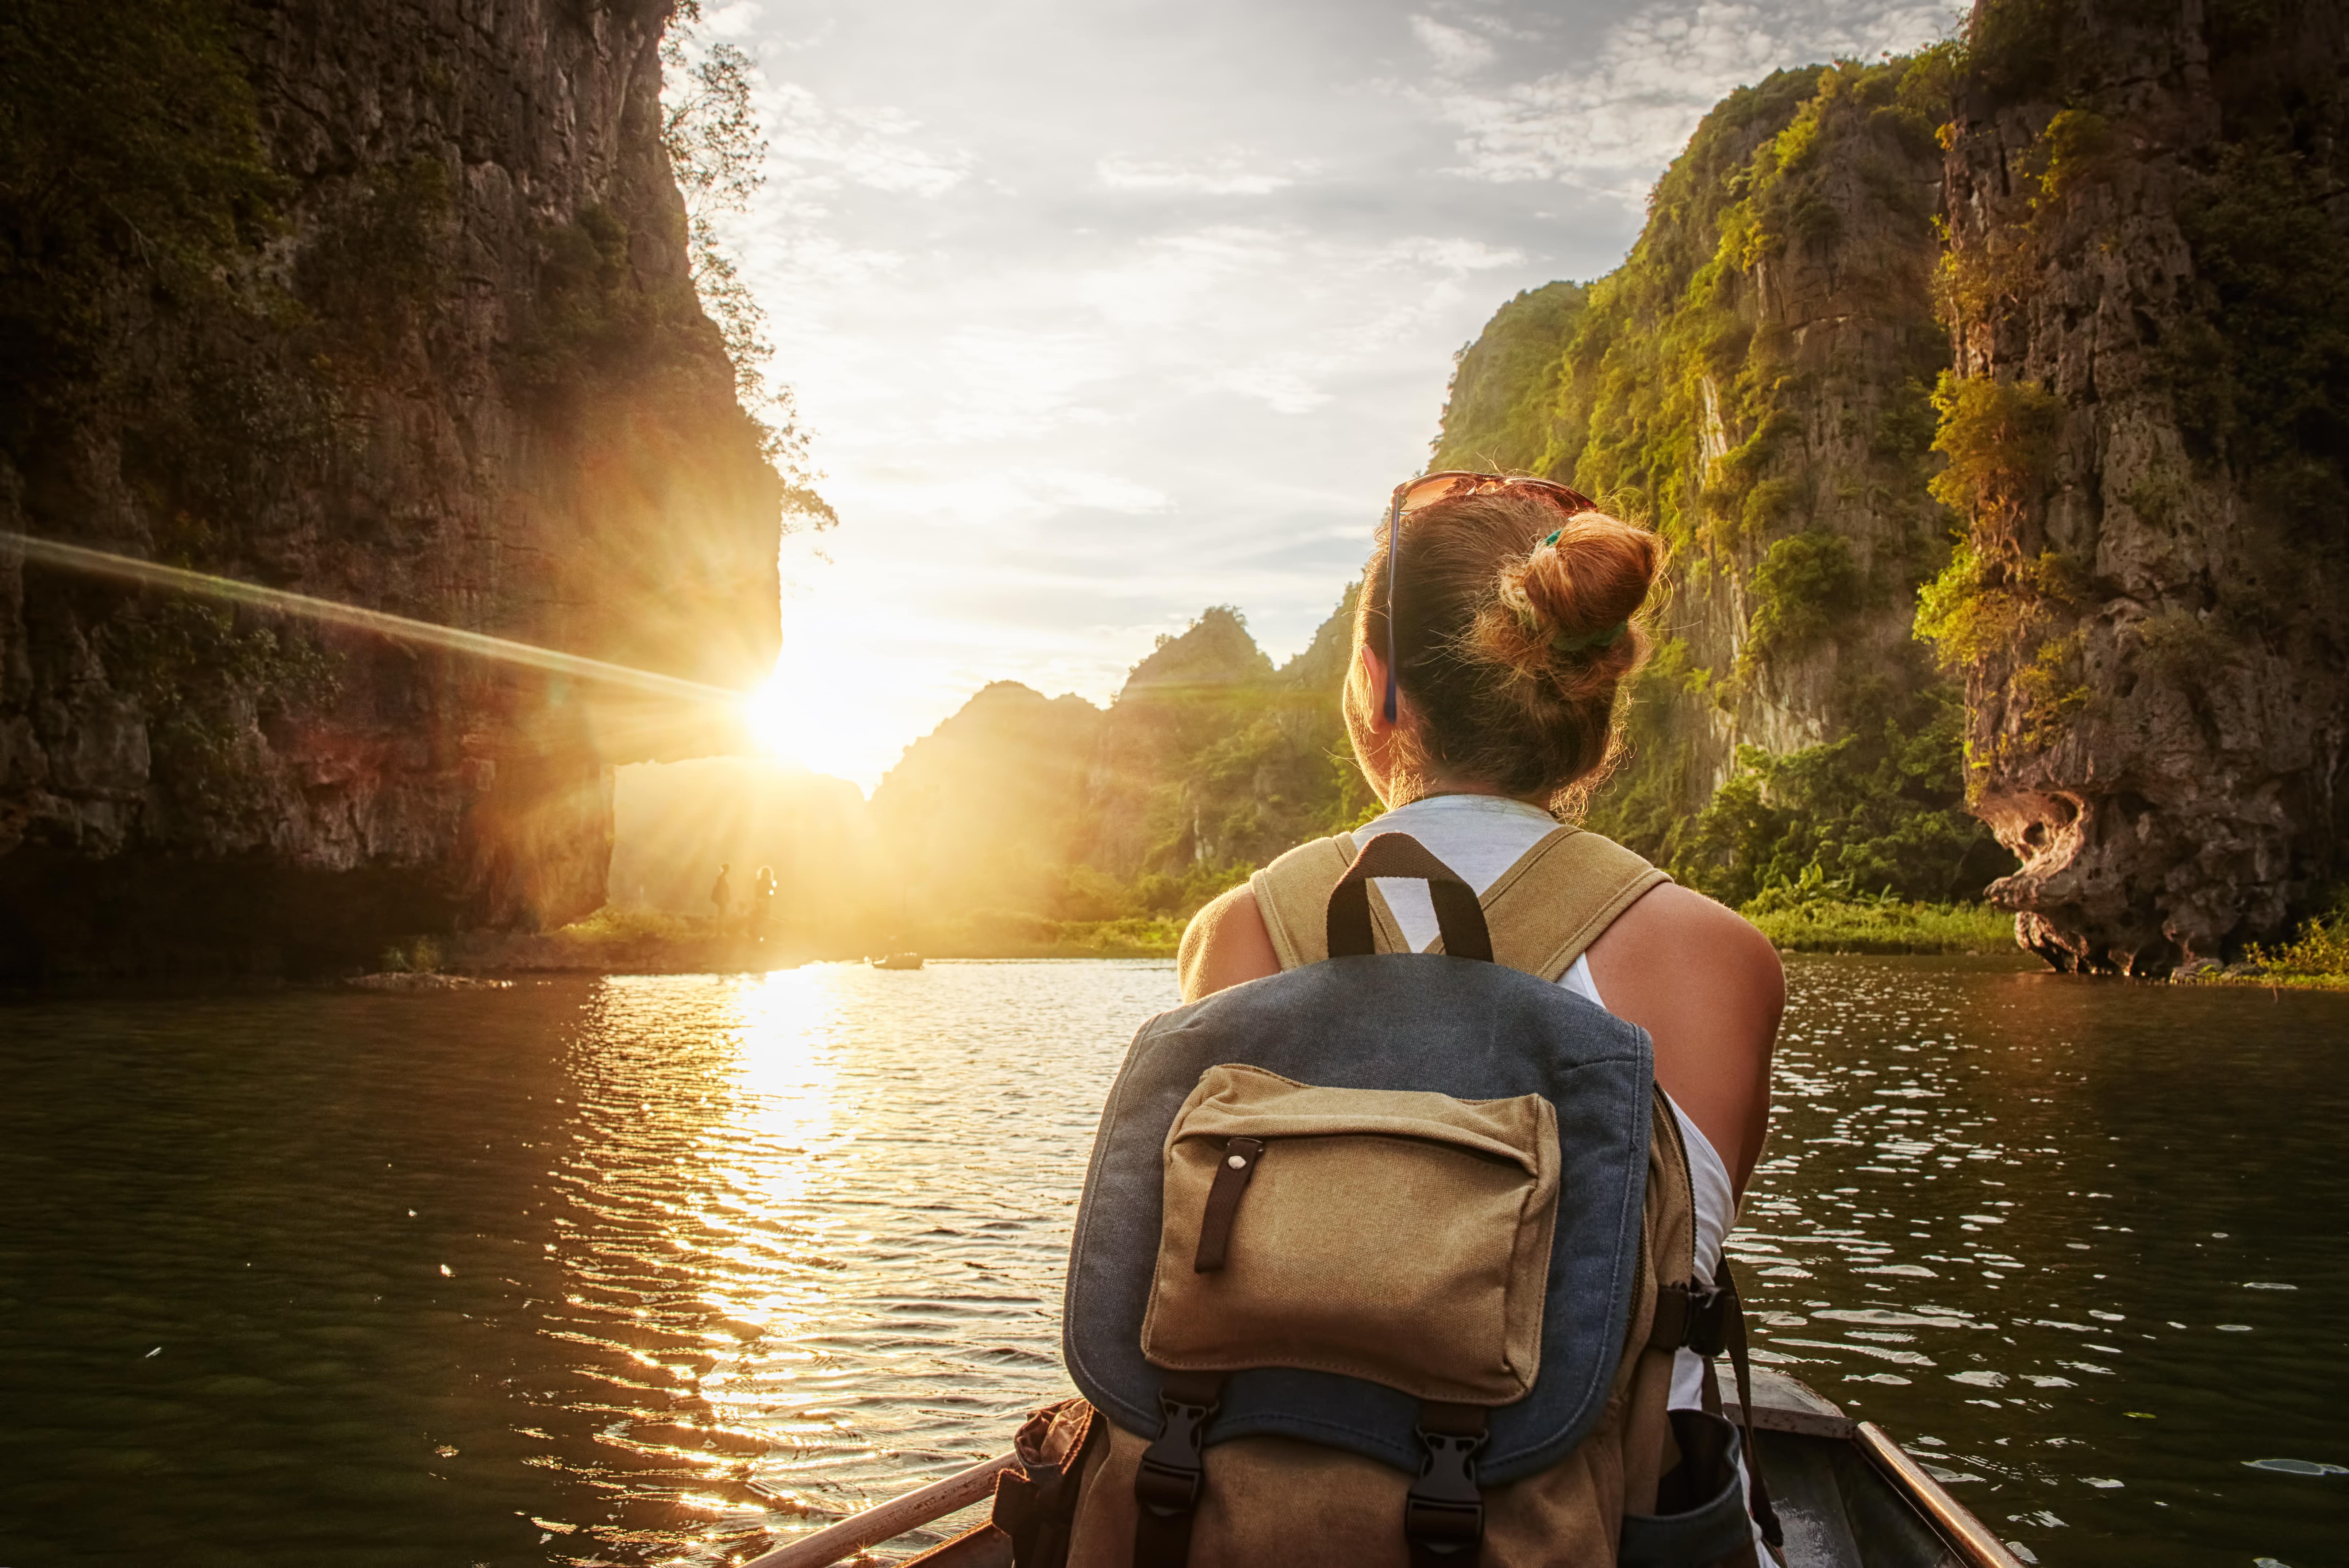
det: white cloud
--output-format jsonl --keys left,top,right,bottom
{"left": 1421, "top": 0, "right": 1952, "bottom": 201}
{"left": 1028, "top": 470, "right": 1179, "bottom": 515}
{"left": 1097, "top": 155, "right": 1317, "bottom": 196}
{"left": 1075, "top": 226, "right": 1291, "bottom": 327}
{"left": 696, "top": 0, "right": 767, "bottom": 39}
{"left": 1212, "top": 364, "right": 1336, "bottom": 415}
{"left": 1410, "top": 14, "right": 1499, "bottom": 74}
{"left": 762, "top": 81, "right": 974, "bottom": 201}
{"left": 1385, "top": 235, "right": 1525, "bottom": 272}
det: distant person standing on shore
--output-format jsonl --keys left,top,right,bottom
{"left": 752, "top": 866, "right": 777, "bottom": 942}
{"left": 710, "top": 863, "right": 731, "bottom": 930}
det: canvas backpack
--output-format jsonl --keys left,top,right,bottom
{"left": 991, "top": 827, "right": 1782, "bottom": 1568}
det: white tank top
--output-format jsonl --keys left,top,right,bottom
{"left": 1351, "top": 793, "right": 1738, "bottom": 1412}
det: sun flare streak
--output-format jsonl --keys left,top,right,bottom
{"left": 3, "top": 530, "right": 752, "bottom": 709}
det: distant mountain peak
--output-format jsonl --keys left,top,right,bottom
{"left": 1120, "top": 606, "right": 1275, "bottom": 697}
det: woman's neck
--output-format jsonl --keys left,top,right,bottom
{"left": 1384, "top": 779, "right": 1549, "bottom": 811}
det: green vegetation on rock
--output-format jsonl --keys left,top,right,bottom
{"left": 659, "top": 20, "right": 833, "bottom": 526}
{"left": 1742, "top": 529, "right": 1860, "bottom": 671}
{"left": 1426, "top": 51, "right": 2014, "bottom": 925}
{"left": 2169, "top": 143, "right": 2349, "bottom": 518}
{"left": 0, "top": 0, "right": 286, "bottom": 388}
{"left": 1673, "top": 693, "right": 2009, "bottom": 909}
{"left": 1430, "top": 282, "right": 1589, "bottom": 475}
{"left": 2243, "top": 901, "right": 2349, "bottom": 986}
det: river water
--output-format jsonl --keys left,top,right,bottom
{"left": 1, "top": 958, "right": 2342, "bottom": 1567}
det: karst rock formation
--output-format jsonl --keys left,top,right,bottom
{"left": 1937, "top": 0, "right": 2349, "bottom": 972}
{"left": 1, "top": 0, "right": 783, "bottom": 975}
{"left": 1436, "top": 0, "right": 2348, "bottom": 971}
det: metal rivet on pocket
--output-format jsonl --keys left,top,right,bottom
{"left": 1226, "top": 1154, "right": 1247, "bottom": 1169}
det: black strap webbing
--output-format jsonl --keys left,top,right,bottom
{"left": 1132, "top": 1371, "right": 1224, "bottom": 1568}
{"left": 1648, "top": 1280, "right": 1731, "bottom": 1357}
{"left": 1710, "top": 1260, "right": 1786, "bottom": 1561}
{"left": 1653, "top": 1263, "right": 1785, "bottom": 1562}
{"left": 1328, "top": 832, "right": 1494, "bottom": 960}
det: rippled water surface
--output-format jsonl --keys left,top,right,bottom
{"left": 1, "top": 957, "right": 2343, "bottom": 1566}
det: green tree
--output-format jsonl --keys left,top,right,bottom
{"left": 661, "top": 15, "right": 833, "bottom": 529}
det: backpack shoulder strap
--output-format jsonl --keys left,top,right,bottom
{"left": 1425, "top": 826, "right": 1672, "bottom": 980}
{"left": 1250, "top": 823, "right": 1668, "bottom": 977}
{"left": 1248, "top": 833, "right": 1412, "bottom": 971}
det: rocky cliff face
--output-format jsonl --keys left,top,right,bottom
{"left": 1069, "top": 602, "right": 1368, "bottom": 885}
{"left": 0, "top": 0, "right": 780, "bottom": 976}
{"left": 1934, "top": 0, "right": 2349, "bottom": 971}
{"left": 1435, "top": 60, "right": 2010, "bottom": 908}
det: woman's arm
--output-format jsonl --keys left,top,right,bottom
{"left": 1177, "top": 884, "right": 1280, "bottom": 1002}
{"left": 1585, "top": 884, "right": 1783, "bottom": 1194}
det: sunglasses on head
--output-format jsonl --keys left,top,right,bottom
{"left": 1377, "top": 472, "right": 1599, "bottom": 723}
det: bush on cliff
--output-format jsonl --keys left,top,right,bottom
{"left": 1664, "top": 690, "right": 2011, "bottom": 908}
{"left": 0, "top": 0, "right": 285, "bottom": 386}
{"left": 2236, "top": 898, "right": 2349, "bottom": 986}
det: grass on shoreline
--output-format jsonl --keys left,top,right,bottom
{"left": 442, "top": 907, "right": 1192, "bottom": 970}
{"left": 450, "top": 897, "right": 2018, "bottom": 972}
{"left": 2177, "top": 902, "right": 2349, "bottom": 991}
{"left": 1742, "top": 898, "right": 2015, "bottom": 955}
{"left": 1022, "top": 916, "right": 1186, "bottom": 958}
{"left": 1055, "top": 903, "right": 2026, "bottom": 959}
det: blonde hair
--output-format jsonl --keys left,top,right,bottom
{"left": 1357, "top": 488, "right": 1664, "bottom": 803}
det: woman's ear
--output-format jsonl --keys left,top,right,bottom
{"left": 1345, "top": 641, "right": 1402, "bottom": 809}
{"left": 1354, "top": 642, "right": 1394, "bottom": 735}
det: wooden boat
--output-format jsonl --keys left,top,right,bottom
{"left": 742, "top": 1368, "right": 2023, "bottom": 1568}
{"left": 870, "top": 953, "right": 926, "bottom": 971}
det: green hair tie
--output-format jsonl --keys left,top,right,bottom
{"left": 1551, "top": 620, "right": 1627, "bottom": 654}
{"left": 1539, "top": 528, "right": 1563, "bottom": 549}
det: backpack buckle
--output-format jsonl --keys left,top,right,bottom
{"left": 1684, "top": 1282, "right": 1730, "bottom": 1359}
{"left": 1134, "top": 1382, "right": 1220, "bottom": 1515}
{"left": 1404, "top": 1415, "right": 1488, "bottom": 1558}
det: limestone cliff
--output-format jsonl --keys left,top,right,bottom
{"left": 1933, "top": 0, "right": 2349, "bottom": 971}
{"left": 1435, "top": 60, "right": 2011, "bottom": 908}
{"left": 0, "top": 0, "right": 781, "bottom": 975}
{"left": 1068, "top": 602, "right": 1369, "bottom": 888}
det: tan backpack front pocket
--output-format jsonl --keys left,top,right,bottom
{"left": 1139, "top": 1063, "right": 1561, "bottom": 1404}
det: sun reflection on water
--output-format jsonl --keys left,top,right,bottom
{"left": 693, "top": 968, "right": 851, "bottom": 1516}
{"left": 538, "top": 960, "right": 1172, "bottom": 1563}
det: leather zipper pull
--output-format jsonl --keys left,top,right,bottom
{"left": 1192, "top": 1136, "right": 1265, "bottom": 1273}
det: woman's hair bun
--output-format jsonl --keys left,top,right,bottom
{"left": 1475, "top": 511, "right": 1662, "bottom": 683}
{"left": 1362, "top": 485, "right": 1664, "bottom": 803}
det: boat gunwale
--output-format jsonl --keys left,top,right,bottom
{"left": 1853, "top": 1419, "right": 2027, "bottom": 1568}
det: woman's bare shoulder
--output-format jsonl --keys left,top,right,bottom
{"left": 1177, "top": 883, "right": 1281, "bottom": 1002}
{"left": 1599, "top": 883, "right": 1782, "bottom": 992}
{"left": 1586, "top": 882, "right": 1784, "bottom": 1187}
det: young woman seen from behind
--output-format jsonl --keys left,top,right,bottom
{"left": 1178, "top": 474, "right": 1782, "bottom": 1209}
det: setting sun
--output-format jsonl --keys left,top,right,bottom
{"left": 740, "top": 672, "right": 795, "bottom": 758}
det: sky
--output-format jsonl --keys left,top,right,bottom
{"left": 701, "top": 0, "right": 1958, "bottom": 789}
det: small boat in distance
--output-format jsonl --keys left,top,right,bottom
{"left": 740, "top": 1367, "right": 2022, "bottom": 1568}
{"left": 869, "top": 952, "right": 925, "bottom": 971}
